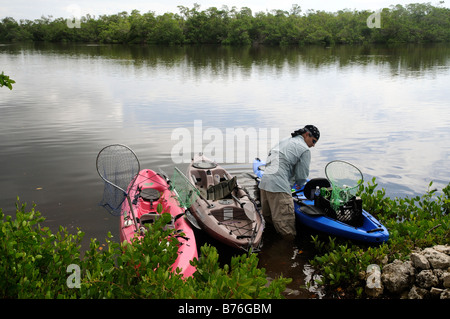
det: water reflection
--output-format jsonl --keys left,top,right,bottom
{"left": 1, "top": 42, "right": 449, "bottom": 246}
{"left": 1, "top": 43, "right": 449, "bottom": 196}
{"left": 5, "top": 42, "right": 449, "bottom": 73}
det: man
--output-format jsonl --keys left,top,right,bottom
{"left": 259, "top": 125, "right": 320, "bottom": 238}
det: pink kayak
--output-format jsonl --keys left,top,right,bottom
{"left": 120, "top": 169, "right": 198, "bottom": 278}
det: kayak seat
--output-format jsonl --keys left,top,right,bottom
{"left": 303, "top": 178, "right": 364, "bottom": 227}
{"left": 214, "top": 173, "right": 228, "bottom": 185}
{"left": 140, "top": 213, "right": 159, "bottom": 224}
{"left": 303, "top": 178, "right": 331, "bottom": 199}
{"left": 140, "top": 213, "right": 175, "bottom": 229}
{"left": 207, "top": 176, "right": 237, "bottom": 201}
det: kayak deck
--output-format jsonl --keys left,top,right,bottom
{"left": 120, "top": 169, "right": 198, "bottom": 278}
{"left": 187, "top": 154, "right": 265, "bottom": 252}
{"left": 295, "top": 197, "right": 389, "bottom": 244}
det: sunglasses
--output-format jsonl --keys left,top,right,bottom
{"left": 308, "top": 132, "right": 318, "bottom": 144}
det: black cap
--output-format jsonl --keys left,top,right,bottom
{"left": 304, "top": 125, "right": 320, "bottom": 140}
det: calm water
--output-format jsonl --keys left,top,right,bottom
{"left": 1, "top": 43, "right": 449, "bottom": 297}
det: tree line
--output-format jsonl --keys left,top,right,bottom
{"left": 1, "top": 3, "right": 449, "bottom": 45}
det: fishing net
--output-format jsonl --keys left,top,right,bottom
{"left": 170, "top": 167, "right": 200, "bottom": 208}
{"left": 96, "top": 144, "right": 140, "bottom": 216}
{"left": 309, "top": 160, "right": 364, "bottom": 227}
{"left": 325, "top": 160, "right": 363, "bottom": 211}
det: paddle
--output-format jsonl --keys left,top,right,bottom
{"left": 245, "top": 172, "right": 260, "bottom": 183}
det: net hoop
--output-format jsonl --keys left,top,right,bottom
{"left": 96, "top": 144, "right": 140, "bottom": 192}
{"left": 324, "top": 160, "right": 364, "bottom": 211}
{"left": 325, "top": 160, "right": 363, "bottom": 188}
{"left": 96, "top": 144, "right": 140, "bottom": 216}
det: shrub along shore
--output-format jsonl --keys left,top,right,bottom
{"left": 1, "top": 3, "right": 450, "bottom": 45}
{"left": 0, "top": 178, "right": 449, "bottom": 299}
{"left": 307, "top": 179, "right": 449, "bottom": 298}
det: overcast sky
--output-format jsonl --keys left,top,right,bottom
{"left": 1, "top": 0, "right": 448, "bottom": 20}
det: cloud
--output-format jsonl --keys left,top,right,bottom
{"left": 3, "top": 0, "right": 449, "bottom": 20}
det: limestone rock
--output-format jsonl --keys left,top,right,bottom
{"left": 410, "top": 252, "right": 430, "bottom": 270}
{"left": 381, "top": 260, "right": 415, "bottom": 294}
{"left": 432, "top": 245, "right": 450, "bottom": 255}
{"left": 440, "top": 289, "right": 450, "bottom": 299}
{"left": 422, "top": 247, "right": 450, "bottom": 269}
{"left": 365, "top": 245, "right": 450, "bottom": 299}
{"left": 443, "top": 272, "right": 450, "bottom": 288}
{"left": 408, "top": 285, "right": 429, "bottom": 299}
{"left": 416, "top": 269, "right": 439, "bottom": 289}
{"left": 430, "top": 287, "right": 444, "bottom": 298}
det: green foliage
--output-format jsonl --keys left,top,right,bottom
{"left": 1, "top": 3, "right": 449, "bottom": 45}
{"left": 0, "top": 72, "right": 15, "bottom": 90}
{"left": 308, "top": 178, "right": 450, "bottom": 297}
{"left": 310, "top": 236, "right": 389, "bottom": 294}
{"left": 1, "top": 185, "right": 448, "bottom": 299}
{"left": 0, "top": 199, "right": 289, "bottom": 299}
{"left": 0, "top": 200, "right": 83, "bottom": 298}
{"left": 188, "top": 245, "right": 291, "bottom": 298}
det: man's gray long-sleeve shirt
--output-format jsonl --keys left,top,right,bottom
{"left": 259, "top": 135, "right": 311, "bottom": 194}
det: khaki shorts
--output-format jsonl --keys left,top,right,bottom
{"left": 260, "top": 189, "right": 296, "bottom": 237}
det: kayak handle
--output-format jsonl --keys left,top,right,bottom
{"left": 366, "top": 228, "right": 384, "bottom": 233}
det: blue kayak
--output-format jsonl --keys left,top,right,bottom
{"left": 253, "top": 158, "right": 389, "bottom": 244}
